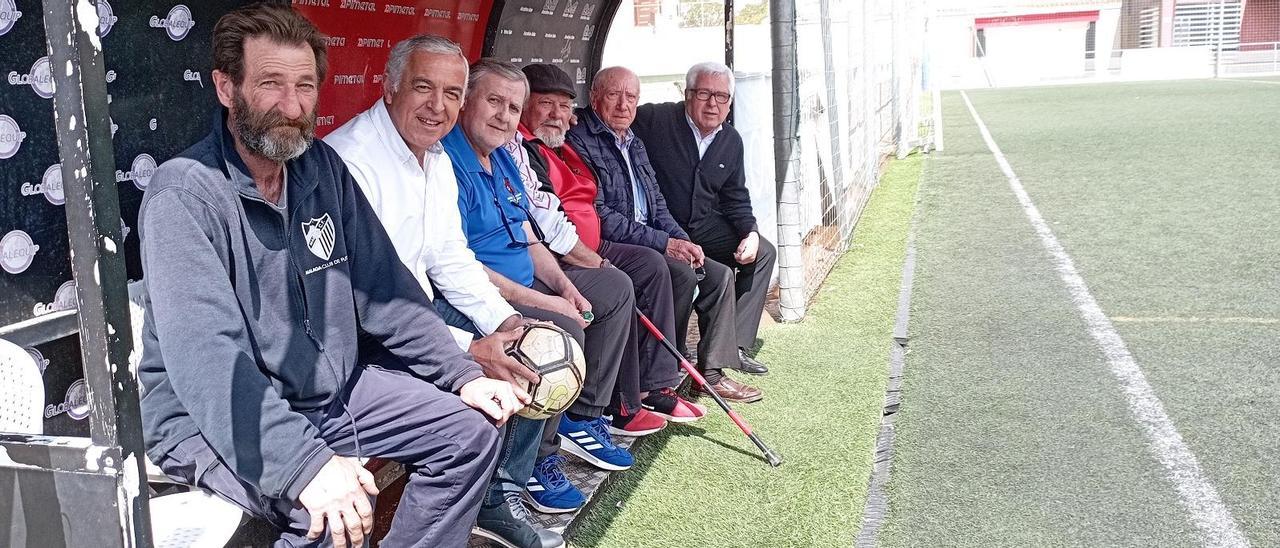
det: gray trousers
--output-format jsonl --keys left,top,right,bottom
{"left": 668, "top": 256, "right": 740, "bottom": 374}
{"left": 689, "top": 214, "right": 778, "bottom": 351}
{"left": 598, "top": 240, "right": 682, "bottom": 410}
{"left": 526, "top": 266, "right": 634, "bottom": 459}
{"left": 154, "top": 366, "right": 501, "bottom": 548}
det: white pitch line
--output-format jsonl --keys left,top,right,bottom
{"left": 1112, "top": 316, "right": 1279, "bottom": 325}
{"left": 960, "top": 91, "right": 1250, "bottom": 548}
{"left": 1222, "top": 78, "right": 1280, "bottom": 85}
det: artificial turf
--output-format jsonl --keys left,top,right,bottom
{"left": 879, "top": 80, "right": 1280, "bottom": 546}
{"left": 568, "top": 155, "right": 923, "bottom": 547}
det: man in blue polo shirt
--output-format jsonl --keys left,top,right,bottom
{"left": 440, "top": 58, "right": 639, "bottom": 496}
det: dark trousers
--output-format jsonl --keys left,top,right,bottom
{"left": 155, "top": 366, "right": 501, "bottom": 548}
{"left": 689, "top": 214, "right": 777, "bottom": 351}
{"left": 430, "top": 299, "right": 559, "bottom": 510}
{"left": 668, "top": 256, "right": 739, "bottom": 374}
{"left": 436, "top": 267, "right": 633, "bottom": 462}
{"left": 598, "top": 240, "right": 682, "bottom": 411}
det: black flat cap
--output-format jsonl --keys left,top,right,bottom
{"left": 522, "top": 63, "right": 576, "bottom": 99}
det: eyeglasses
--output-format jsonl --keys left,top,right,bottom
{"left": 688, "top": 88, "right": 731, "bottom": 105}
{"left": 491, "top": 177, "right": 546, "bottom": 249}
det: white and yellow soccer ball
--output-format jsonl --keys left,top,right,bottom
{"left": 508, "top": 323, "right": 586, "bottom": 420}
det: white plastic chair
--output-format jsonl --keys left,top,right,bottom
{"left": 128, "top": 281, "right": 245, "bottom": 548}
{"left": 0, "top": 337, "right": 44, "bottom": 434}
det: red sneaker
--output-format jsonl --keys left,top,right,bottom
{"left": 608, "top": 407, "right": 667, "bottom": 437}
{"left": 642, "top": 388, "right": 707, "bottom": 423}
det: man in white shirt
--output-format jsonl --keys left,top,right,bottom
{"left": 324, "top": 36, "right": 562, "bottom": 548}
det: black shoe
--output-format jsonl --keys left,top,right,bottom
{"left": 738, "top": 348, "right": 769, "bottom": 375}
{"left": 474, "top": 492, "right": 566, "bottom": 548}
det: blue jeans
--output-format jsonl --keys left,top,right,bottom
{"left": 433, "top": 298, "right": 548, "bottom": 506}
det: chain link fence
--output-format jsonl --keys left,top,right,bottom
{"left": 774, "top": 0, "right": 931, "bottom": 321}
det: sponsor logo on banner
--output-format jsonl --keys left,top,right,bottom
{"left": 541, "top": 0, "right": 560, "bottom": 15}
{"left": 561, "top": 0, "right": 578, "bottom": 18}
{"left": 302, "top": 214, "right": 336, "bottom": 261}
{"left": 340, "top": 0, "right": 375, "bottom": 11}
{"left": 116, "top": 153, "right": 157, "bottom": 191}
{"left": 0, "top": 115, "right": 27, "bottom": 159}
{"left": 317, "top": 115, "right": 335, "bottom": 127}
{"left": 120, "top": 217, "right": 132, "bottom": 240}
{"left": 184, "top": 69, "right": 203, "bottom": 87}
{"left": 105, "top": 70, "right": 117, "bottom": 83}
{"left": 332, "top": 74, "right": 365, "bottom": 85}
{"left": 323, "top": 36, "right": 345, "bottom": 47}
{"left": 21, "top": 164, "right": 65, "bottom": 206}
{"left": 33, "top": 280, "right": 77, "bottom": 317}
{"left": 582, "top": 24, "right": 595, "bottom": 40}
{"left": 97, "top": 0, "right": 118, "bottom": 37}
{"left": 150, "top": 5, "right": 195, "bottom": 41}
{"left": 25, "top": 348, "right": 49, "bottom": 375}
{"left": 293, "top": 0, "right": 331, "bottom": 6}
{"left": 575, "top": 67, "right": 587, "bottom": 84}
{"left": 45, "top": 378, "right": 91, "bottom": 420}
{"left": 1, "top": 230, "right": 40, "bottom": 274}
{"left": 560, "top": 40, "right": 572, "bottom": 59}
{"left": 384, "top": 4, "right": 415, "bottom": 15}
{"left": 457, "top": 11, "right": 479, "bottom": 21}
{"left": 518, "top": 6, "right": 533, "bottom": 13}
{"left": 7, "top": 56, "right": 55, "bottom": 99}
{"left": 357, "top": 38, "right": 385, "bottom": 48}
{"left": 425, "top": 8, "right": 452, "bottom": 19}
{"left": 0, "top": 0, "right": 22, "bottom": 37}
{"left": 580, "top": 2, "right": 596, "bottom": 20}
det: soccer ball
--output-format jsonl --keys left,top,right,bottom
{"left": 508, "top": 323, "right": 586, "bottom": 420}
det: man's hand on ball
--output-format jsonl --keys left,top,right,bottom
{"left": 459, "top": 377, "right": 530, "bottom": 427}
{"left": 469, "top": 330, "right": 540, "bottom": 385}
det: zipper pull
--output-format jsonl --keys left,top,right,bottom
{"left": 303, "top": 319, "right": 325, "bottom": 352}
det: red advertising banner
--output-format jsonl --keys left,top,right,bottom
{"left": 292, "top": 0, "right": 495, "bottom": 136}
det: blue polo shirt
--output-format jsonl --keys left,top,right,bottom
{"left": 442, "top": 125, "right": 536, "bottom": 287}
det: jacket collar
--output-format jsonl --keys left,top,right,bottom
{"left": 212, "top": 106, "right": 319, "bottom": 204}
{"left": 579, "top": 107, "right": 617, "bottom": 139}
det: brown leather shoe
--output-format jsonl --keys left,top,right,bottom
{"left": 696, "top": 375, "right": 763, "bottom": 403}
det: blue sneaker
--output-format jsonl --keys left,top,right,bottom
{"left": 558, "top": 416, "right": 634, "bottom": 471}
{"left": 524, "top": 455, "right": 585, "bottom": 514}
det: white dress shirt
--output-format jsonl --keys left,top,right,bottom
{"left": 503, "top": 131, "right": 581, "bottom": 256}
{"left": 324, "top": 100, "right": 518, "bottom": 350}
{"left": 686, "top": 113, "right": 723, "bottom": 159}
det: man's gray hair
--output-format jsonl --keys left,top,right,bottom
{"left": 685, "top": 61, "right": 735, "bottom": 95}
{"left": 384, "top": 35, "right": 466, "bottom": 93}
{"left": 467, "top": 58, "right": 529, "bottom": 103}
{"left": 590, "top": 66, "right": 637, "bottom": 96}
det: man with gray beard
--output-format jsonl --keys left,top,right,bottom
{"left": 136, "top": 5, "right": 522, "bottom": 547}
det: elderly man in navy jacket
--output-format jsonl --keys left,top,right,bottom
{"left": 630, "top": 61, "right": 778, "bottom": 378}
{"left": 567, "top": 66, "right": 763, "bottom": 403}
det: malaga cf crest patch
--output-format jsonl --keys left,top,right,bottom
{"left": 301, "top": 213, "right": 336, "bottom": 261}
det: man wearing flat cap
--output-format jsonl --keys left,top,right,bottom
{"left": 502, "top": 63, "right": 712, "bottom": 512}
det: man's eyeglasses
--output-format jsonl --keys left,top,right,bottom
{"left": 491, "top": 177, "right": 546, "bottom": 249}
{"left": 688, "top": 88, "right": 731, "bottom": 105}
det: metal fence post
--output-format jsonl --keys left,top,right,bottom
{"left": 40, "top": 0, "right": 152, "bottom": 544}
